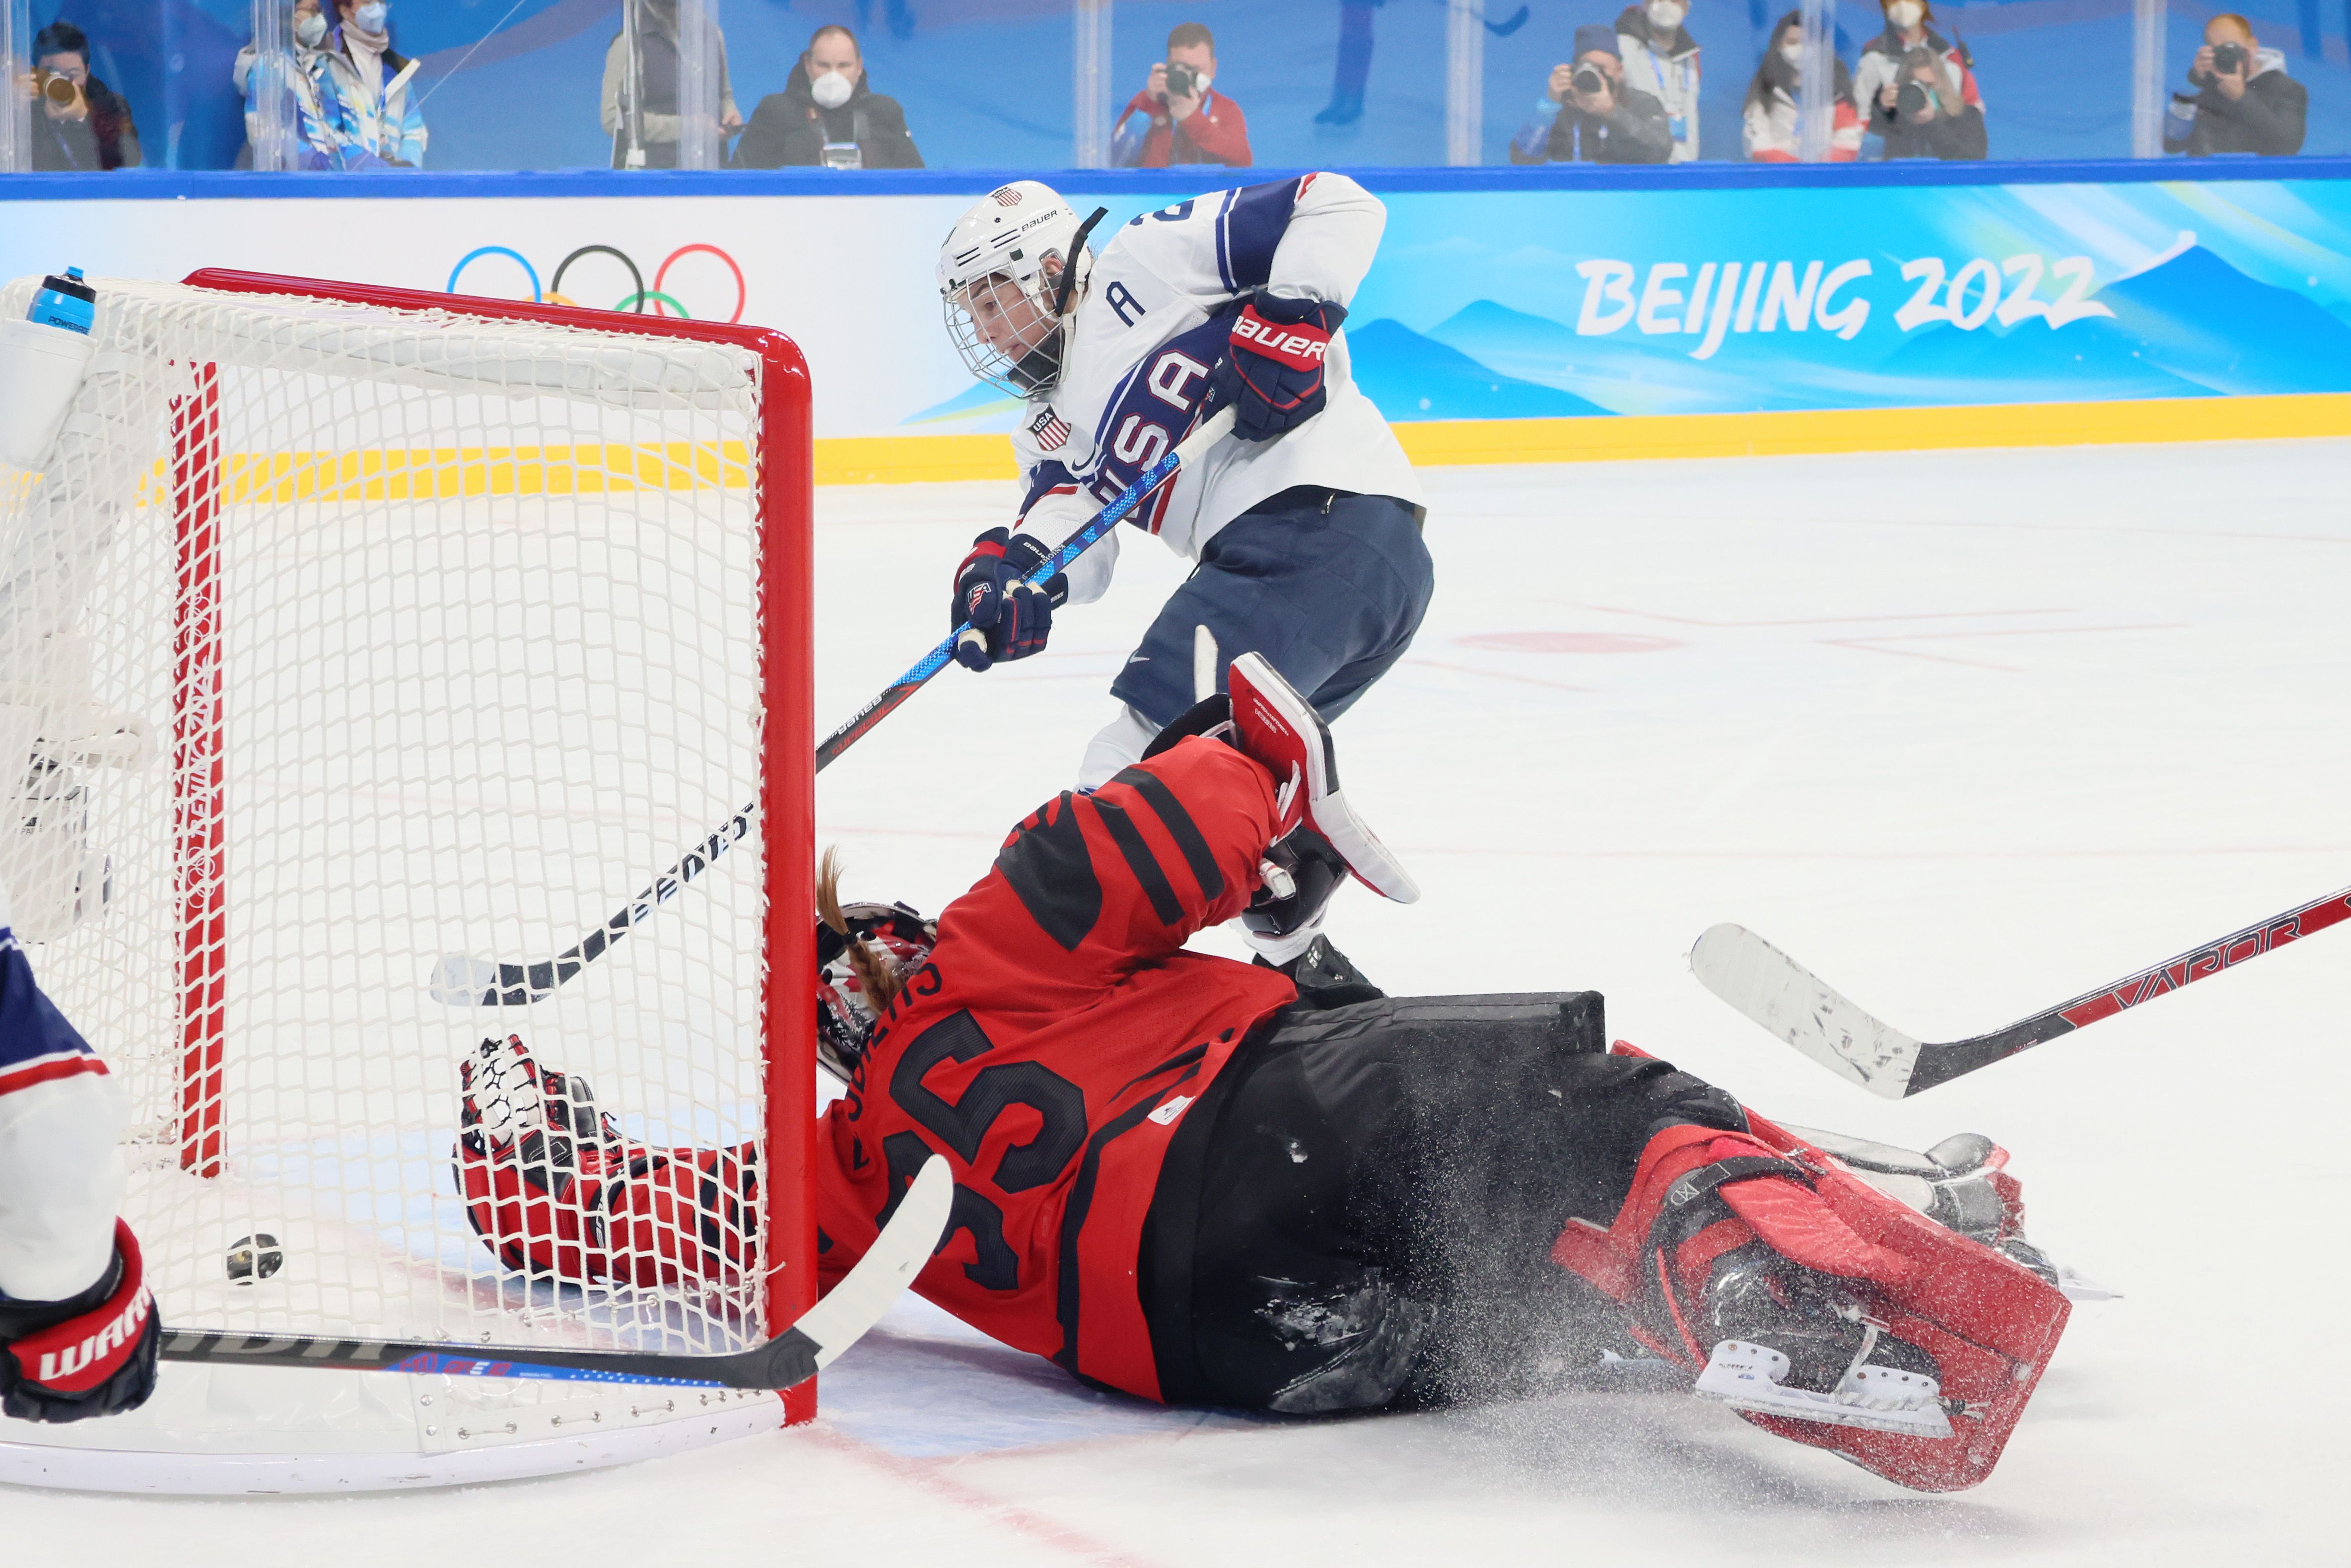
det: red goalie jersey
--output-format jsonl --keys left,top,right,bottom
{"left": 813, "top": 739, "right": 1297, "bottom": 1398}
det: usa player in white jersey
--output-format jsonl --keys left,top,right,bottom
{"left": 935, "top": 174, "right": 1433, "bottom": 972}
{"left": 0, "top": 880, "right": 159, "bottom": 1422}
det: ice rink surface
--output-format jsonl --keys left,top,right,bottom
{"left": 9, "top": 438, "right": 2348, "bottom": 1564}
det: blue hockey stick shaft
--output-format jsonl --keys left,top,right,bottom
{"left": 439, "top": 407, "right": 1234, "bottom": 1009}
{"left": 815, "top": 405, "right": 1233, "bottom": 771}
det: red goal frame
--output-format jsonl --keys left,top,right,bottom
{"left": 165, "top": 269, "right": 820, "bottom": 1424}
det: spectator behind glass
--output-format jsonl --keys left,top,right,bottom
{"left": 234, "top": 0, "right": 335, "bottom": 169}
{"left": 314, "top": 0, "right": 427, "bottom": 167}
{"left": 2165, "top": 13, "right": 2305, "bottom": 156}
{"left": 605, "top": 0, "right": 742, "bottom": 169}
{"left": 734, "top": 24, "right": 921, "bottom": 168}
{"left": 1510, "top": 23, "right": 1673, "bottom": 164}
{"left": 1743, "top": 11, "right": 1862, "bottom": 161}
{"left": 1852, "top": 0, "right": 1984, "bottom": 160}
{"left": 1615, "top": 0, "right": 1700, "bottom": 162}
{"left": 1111, "top": 22, "right": 1251, "bottom": 167}
{"left": 22, "top": 20, "right": 141, "bottom": 171}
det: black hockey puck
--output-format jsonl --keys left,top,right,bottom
{"left": 225, "top": 1233, "right": 284, "bottom": 1284}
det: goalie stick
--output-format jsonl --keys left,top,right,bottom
{"left": 429, "top": 407, "right": 1237, "bottom": 1012}
{"left": 157, "top": 1156, "right": 951, "bottom": 1386}
{"left": 1691, "top": 884, "right": 2351, "bottom": 1098}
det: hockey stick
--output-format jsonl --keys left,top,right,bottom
{"left": 1691, "top": 885, "right": 2351, "bottom": 1098}
{"left": 158, "top": 1156, "right": 950, "bottom": 1386}
{"left": 429, "top": 406, "right": 1235, "bottom": 1010}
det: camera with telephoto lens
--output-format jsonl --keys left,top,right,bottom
{"left": 36, "top": 70, "right": 82, "bottom": 110}
{"left": 1163, "top": 62, "right": 1199, "bottom": 101}
{"left": 1571, "top": 62, "right": 1609, "bottom": 98}
{"left": 2210, "top": 41, "right": 2247, "bottom": 75}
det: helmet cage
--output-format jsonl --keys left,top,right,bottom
{"left": 942, "top": 266, "right": 1072, "bottom": 397}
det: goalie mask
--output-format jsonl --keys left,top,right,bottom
{"left": 815, "top": 900, "right": 936, "bottom": 1081}
{"left": 936, "top": 181, "right": 1101, "bottom": 397}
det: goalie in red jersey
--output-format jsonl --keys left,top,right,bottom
{"left": 456, "top": 655, "right": 2074, "bottom": 1493}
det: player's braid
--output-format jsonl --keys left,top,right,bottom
{"left": 817, "top": 846, "right": 906, "bottom": 1013}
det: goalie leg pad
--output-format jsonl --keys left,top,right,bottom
{"left": 1549, "top": 1050, "right": 2071, "bottom": 1492}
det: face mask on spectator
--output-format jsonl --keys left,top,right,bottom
{"left": 353, "top": 1, "right": 387, "bottom": 31}
{"left": 296, "top": 10, "right": 327, "bottom": 45}
{"left": 810, "top": 69, "right": 854, "bottom": 108}
{"left": 1646, "top": 1, "right": 1686, "bottom": 30}
{"left": 1886, "top": 2, "right": 1923, "bottom": 28}
{"left": 1779, "top": 41, "right": 1803, "bottom": 64}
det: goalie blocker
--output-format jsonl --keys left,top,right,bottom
{"left": 455, "top": 661, "right": 2069, "bottom": 1491}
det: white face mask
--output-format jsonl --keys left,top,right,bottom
{"left": 1886, "top": 2, "right": 1924, "bottom": 28}
{"left": 1646, "top": 0, "right": 1686, "bottom": 29}
{"left": 295, "top": 9, "right": 326, "bottom": 44}
{"left": 1779, "top": 41, "right": 1803, "bottom": 64}
{"left": 352, "top": 1, "right": 387, "bottom": 31}
{"left": 809, "top": 68, "right": 853, "bottom": 109}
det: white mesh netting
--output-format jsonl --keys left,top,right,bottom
{"left": 0, "top": 277, "right": 789, "bottom": 1455}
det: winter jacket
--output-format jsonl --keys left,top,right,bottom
{"left": 733, "top": 63, "right": 922, "bottom": 169}
{"left": 601, "top": 8, "right": 739, "bottom": 169}
{"left": 1743, "top": 85, "right": 1863, "bottom": 161}
{"left": 1509, "top": 81, "right": 1674, "bottom": 164}
{"left": 313, "top": 27, "right": 427, "bottom": 167}
{"left": 1111, "top": 85, "right": 1252, "bottom": 167}
{"left": 2164, "top": 49, "right": 2306, "bottom": 156}
{"left": 1614, "top": 7, "right": 1701, "bottom": 162}
{"left": 234, "top": 40, "right": 333, "bottom": 170}
{"left": 1853, "top": 27, "right": 1984, "bottom": 161}
{"left": 26, "top": 74, "right": 139, "bottom": 172}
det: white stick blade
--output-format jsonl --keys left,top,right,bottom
{"left": 428, "top": 953, "right": 498, "bottom": 1007}
{"left": 1689, "top": 924, "right": 1921, "bottom": 1099}
{"left": 799, "top": 1155, "right": 952, "bottom": 1370}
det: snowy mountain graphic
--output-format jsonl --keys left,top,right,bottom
{"left": 2092, "top": 246, "right": 2351, "bottom": 397}
{"left": 1344, "top": 319, "right": 1614, "bottom": 421}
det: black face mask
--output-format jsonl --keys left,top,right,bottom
{"left": 1006, "top": 327, "right": 1065, "bottom": 395}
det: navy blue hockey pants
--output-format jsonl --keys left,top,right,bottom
{"left": 1108, "top": 487, "right": 1434, "bottom": 729}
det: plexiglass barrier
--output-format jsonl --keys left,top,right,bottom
{"left": 1, "top": 0, "right": 2346, "bottom": 173}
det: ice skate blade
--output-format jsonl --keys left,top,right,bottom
{"left": 1695, "top": 1339, "right": 1952, "bottom": 1440}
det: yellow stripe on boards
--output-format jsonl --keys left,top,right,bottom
{"left": 92, "top": 394, "right": 2351, "bottom": 503}
{"left": 805, "top": 393, "right": 2351, "bottom": 484}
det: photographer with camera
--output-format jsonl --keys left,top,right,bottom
{"left": 1111, "top": 21, "right": 1251, "bottom": 167}
{"left": 1509, "top": 23, "right": 1673, "bottom": 164}
{"left": 1853, "top": 0, "right": 1984, "bottom": 160}
{"left": 2164, "top": 13, "right": 2304, "bottom": 156}
{"left": 19, "top": 21, "right": 140, "bottom": 172}
{"left": 734, "top": 24, "right": 922, "bottom": 169}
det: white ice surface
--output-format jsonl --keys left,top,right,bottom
{"left": 7, "top": 438, "right": 2348, "bottom": 1563}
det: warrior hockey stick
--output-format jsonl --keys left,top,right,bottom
{"left": 1691, "top": 885, "right": 2351, "bottom": 1098}
{"left": 157, "top": 1156, "right": 951, "bottom": 1387}
{"left": 429, "top": 406, "right": 1237, "bottom": 1010}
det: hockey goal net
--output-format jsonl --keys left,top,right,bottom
{"left": 0, "top": 270, "right": 815, "bottom": 1490}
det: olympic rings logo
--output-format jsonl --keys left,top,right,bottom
{"left": 445, "top": 243, "right": 748, "bottom": 323}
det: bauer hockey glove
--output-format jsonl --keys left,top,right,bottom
{"left": 0, "top": 1220, "right": 161, "bottom": 1424}
{"left": 951, "top": 528, "right": 1068, "bottom": 672}
{"left": 1214, "top": 295, "right": 1347, "bottom": 442}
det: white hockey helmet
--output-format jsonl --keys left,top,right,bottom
{"left": 936, "top": 181, "right": 1101, "bottom": 397}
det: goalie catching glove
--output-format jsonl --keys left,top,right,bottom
{"left": 0, "top": 1220, "right": 160, "bottom": 1424}
{"left": 951, "top": 528, "right": 1068, "bottom": 671}
{"left": 1213, "top": 295, "right": 1347, "bottom": 442}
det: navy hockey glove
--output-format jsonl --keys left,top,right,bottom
{"left": 1214, "top": 296, "right": 1348, "bottom": 443}
{"left": 951, "top": 528, "right": 1068, "bottom": 672}
{"left": 0, "top": 1221, "right": 162, "bottom": 1424}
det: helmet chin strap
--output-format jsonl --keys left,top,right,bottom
{"left": 1050, "top": 206, "right": 1110, "bottom": 321}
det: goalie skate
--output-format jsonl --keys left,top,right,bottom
{"left": 1697, "top": 1337, "right": 1951, "bottom": 1440}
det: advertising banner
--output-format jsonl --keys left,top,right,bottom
{"left": 7, "top": 173, "right": 2351, "bottom": 468}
